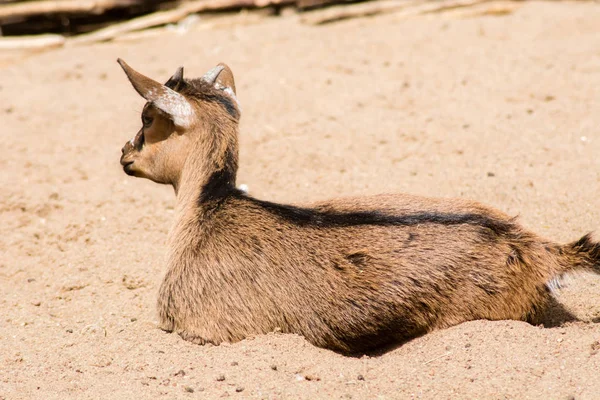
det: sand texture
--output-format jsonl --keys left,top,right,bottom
{"left": 1, "top": 1, "right": 600, "bottom": 398}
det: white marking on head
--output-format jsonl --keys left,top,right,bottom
{"left": 238, "top": 184, "right": 249, "bottom": 193}
{"left": 152, "top": 89, "right": 193, "bottom": 128}
{"left": 118, "top": 59, "right": 193, "bottom": 127}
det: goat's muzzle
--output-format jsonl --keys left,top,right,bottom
{"left": 121, "top": 140, "right": 133, "bottom": 155}
{"left": 120, "top": 142, "right": 135, "bottom": 175}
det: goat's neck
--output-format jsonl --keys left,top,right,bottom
{"left": 174, "top": 154, "right": 211, "bottom": 213}
{"left": 171, "top": 136, "right": 238, "bottom": 242}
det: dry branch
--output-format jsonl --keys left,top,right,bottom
{"left": 416, "top": 0, "right": 494, "bottom": 15}
{"left": 69, "top": 0, "right": 293, "bottom": 45}
{"left": 68, "top": 7, "right": 193, "bottom": 44}
{"left": 301, "top": 0, "right": 425, "bottom": 25}
{"left": 440, "top": 0, "right": 518, "bottom": 17}
{"left": 296, "top": 0, "right": 352, "bottom": 10}
{"left": 0, "top": 33, "right": 64, "bottom": 49}
{"left": 0, "top": 0, "right": 513, "bottom": 48}
{"left": 301, "top": 0, "right": 494, "bottom": 25}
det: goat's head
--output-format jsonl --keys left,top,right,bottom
{"left": 117, "top": 59, "right": 240, "bottom": 187}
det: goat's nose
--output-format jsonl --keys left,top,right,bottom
{"left": 121, "top": 141, "right": 133, "bottom": 155}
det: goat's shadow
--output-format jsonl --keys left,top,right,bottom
{"left": 346, "top": 298, "right": 581, "bottom": 358}
{"left": 540, "top": 296, "right": 580, "bottom": 328}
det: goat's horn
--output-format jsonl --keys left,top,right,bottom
{"left": 165, "top": 66, "right": 184, "bottom": 89}
{"left": 117, "top": 59, "right": 193, "bottom": 128}
{"left": 172, "top": 66, "right": 184, "bottom": 82}
{"left": 201, "top": 65, "right": 225, "bottom": 84}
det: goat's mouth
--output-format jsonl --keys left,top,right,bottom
{"left": 121, "top": 160, "right": 135, "bottom": 175}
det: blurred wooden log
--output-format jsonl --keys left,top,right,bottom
{"left": 440, "top": 0, "right": 518, "bottom": 17}
{"left": 69, "top": 6, "right": 192, "bottom": 44}
{"left": 302, "top": 0, "right": 492, "bottom": 25}
{"left": 296, "top": 0, "right": 353, "bottom": 10}
{"left": 301, "top": 0, "right": 423, "bottom": 24}
{"left": 0, "top": 0, "right": 141, "bottom": 21}
{"left": 69, "top": 0, "right": 294, "bottom": 44}
{"left": 0, "top": 33, "right": 64, "bottom": 49}
{"left": 253, "top": 0, "right": 295, "bottom": 6}
{"left": 416, "top": 0, "right": 494, "bottom": 14}
{"left": 108, "top": 8, "right": 270, "bottom": 43}
{"left": 0, "top": 0, "right": 507, "bottom": 43}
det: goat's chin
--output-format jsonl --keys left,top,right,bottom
{"left": 123, "top": 164, "right": 137, "bottom": 176}
{"left": 122, "top": 164, "right": 148, "bottom": 180}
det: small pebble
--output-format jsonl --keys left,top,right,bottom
{"left": 216, "top": 374, "right": 226, "bottom": 381}
{"left": 487, "top": 172, "right": 495, "bottom": 177}
{"left": 174, "top": 369, "right": 186, "bottom": 377}
{"left": 32, "top": 301, "right": 41, "bottom": 307}
{"left": 270, "top": 364, "right": 277, "bottom": 371}
{"left": 184, "top": 386, "right": 194, "bottom": 393}
{"left": 235, "top": 386, "right": 244, "bottom": 393}
{"left": 66, "top": 329, "right": 73, "bottom": 333}
{"left": 231, "top": 361, "right": 238, "bottom": 366}
{"left": 130, "top": 317, "right": 137, "bottom": 322}
{"left": 357, "top": 374, "right": 365, "bottom": 381}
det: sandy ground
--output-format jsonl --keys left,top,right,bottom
{"left": 2, "top": 1, "right": 600, "bottom": 398}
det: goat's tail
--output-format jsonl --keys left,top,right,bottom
{"left": 554, "top": 233, "right": 600, "bottom": 275}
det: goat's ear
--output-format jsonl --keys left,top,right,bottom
{"left": 117, "top": 59, "right": 194, "bottom": 128}
{"left": 164, "top": 66, "right": 184, "bottom": 90}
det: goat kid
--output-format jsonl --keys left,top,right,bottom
{"left": 117, "top": 59, "right": 600, "bottom": 354}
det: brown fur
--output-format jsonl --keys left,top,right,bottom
{"left": 117, "top": 60, "right": 600, "bottom": 354}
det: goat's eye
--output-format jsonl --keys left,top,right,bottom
{"left": 142, "top": 115, "right": 153, "bottom": 128}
